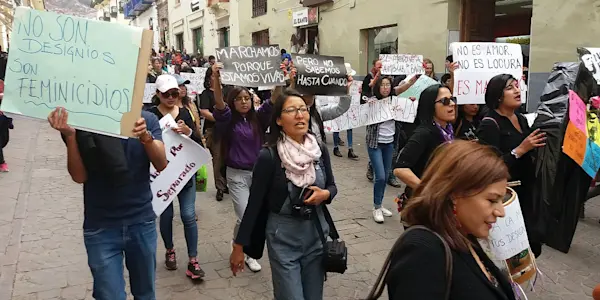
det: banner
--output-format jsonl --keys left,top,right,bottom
{"left": 577, "top": 47, "right": 600, "bottom": 84}
{"left": 379, "top": 54, "right": 424, "bottom": 75}
{"left": 487, "top": 189, "right": 530, "bottom": 260}
{"left": 180, "top": 68, "right": 207, "bottom": 95}
{"left": 150, "top": 114, "right": 212, "bottom": 216}
{"left": 322, "top": 96, "right": 418, "bottom": 132}
{"left": 215, "top": 45, "right": 285, "bottom": 87}
{"left": 1, "top": 7, "right": 151, "bottom": 137}
{"left": 292, "top": 54, "right": 347, "bottom": 96}
{"left": 451, "top": 42, "right": 523, "bottom": 104}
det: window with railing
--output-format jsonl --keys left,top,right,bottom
{"left": 252, "top": 0, "right": 267, "bottom": 17}
{"left": 252, "top": 29, "right": 269, "bottom": 46}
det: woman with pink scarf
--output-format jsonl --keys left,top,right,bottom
{"left": 230, "top": 89, "right": 338, "bottom": 300}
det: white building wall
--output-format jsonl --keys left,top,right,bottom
{"left": 129, "top": 5, "right": 160, "bottom": 52}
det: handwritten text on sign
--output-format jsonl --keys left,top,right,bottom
{"left": 180, "top": 69, "right": 207, "bottom": 95}
{"left": 215, "top": 45, "right": 285, "bottom": 87}
{"left": 379, "top": 54, "right": 424, "bottom": 75}
{"left": 451, "top": 42, "right": 523, "bottom": 104}
{"left": 487, "top": 194, "right": 530, "bottom": 260}
{"left": 0, "top": 8, "right": 142, "bottom": 135}
{"left": 292, "top": 54, "right": 347, "bottom": 96}
{"left": 150, "top": 114, "right": 212, "bottom": 216}
{"left": 323, "top": 96, "right": 418, "bottom": 132}
{"left": 578, "top": 47, "right": 600, "bottom": 85}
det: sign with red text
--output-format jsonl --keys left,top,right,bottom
{"left": 322, "top": 96, "right": 418, "bottom": 132}
{"left": 451, "top": 42, "right": 523, "bottom": 104}
{"left": 150, "top": 114, "right": 212, "bottom": 216}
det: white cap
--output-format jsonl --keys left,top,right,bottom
{"left": 155, "top": 75, "right": 179, "bottom": 93}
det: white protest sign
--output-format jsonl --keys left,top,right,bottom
{"left": 143, "top": 83, "right": 156, "bottom": 104}
{"left": 578, "top": 47, "right": 600, "bottom": 84}
{"left": 379, "top": 54, "right": 425, "bottom": 75}
{"left": 180, "top": 68, "right": 207, "bottom": 95}
{"left": 451, "top": 42, "right": 523, "bottom": 104}
{"left": 487, "top": 189, "right": 530, "bottom": 260}
{"left": 150, "top": 114, "right": 212, "bottom": 216}
{"left": 323, "top": 96, "right": 418, "bottom": 132}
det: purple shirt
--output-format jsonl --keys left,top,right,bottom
{"left": 214, "top": 100, "right": 273, "bottom": 170}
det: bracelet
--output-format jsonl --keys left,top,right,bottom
{"left": 140, "top": 130, "right": 153, "bottom": 145}
{"left": 510, "top": 148, "right": 520, "bottom": 159}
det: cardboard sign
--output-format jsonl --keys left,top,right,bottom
{"left": 451, "top": 42, "right": 523, "bottom": 104}
{"left": 487, "top": 188, "right": 530, "bottom": 260}
{"left": 577, "top": 47, "right": 600, "bottom": 84}
{"left": 0, "top": 8, "right": 152, "bottom": 137}
{"left": 322, "top": 96, "right": 418, "bottom": 132}
{"left": 379, "top": 54, "right": 424, "bottom": 75}
{"left": 292, "top": 54, "right": 347, "bottom": 96}
{"left": 143, "top": 83, "right": 156, "bottom": 104}
{"left": 150, "top": 114, "right": 212, "bottom": 216}
{"left": 215, "top": 45, "right": 285, "bottom": 87}
{"left": 180, "top": 69, "right": 207, "bottom": 95}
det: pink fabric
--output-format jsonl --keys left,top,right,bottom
{"left": 277, "top": 133, "right": 322, "bottom": 187}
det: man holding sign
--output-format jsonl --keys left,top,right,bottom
{"left": 48, "top": 107, "right": 167, "bottom": 300}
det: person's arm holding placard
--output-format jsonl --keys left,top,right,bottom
{"left": 48, "top": 108, "right": 87, "bottom": 183}
{"left": 318, "top": 76, "right": 354, "bottom": 122}
{"left": 139, "top": 112, "right": 168, "bottom": 172}
{"left": 394, "top": 75, "right": 418, "bottom": 95}
{"left": 211, "top": 63, "right": 234, "bottom": 134}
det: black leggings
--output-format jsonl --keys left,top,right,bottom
{"left": 0, "top": 147, "right": 4, "bottom": 164}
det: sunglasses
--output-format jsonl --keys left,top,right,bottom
{"left": 162, "top": 90, "right": 180, "bottom": 99}
{"left": 435, "top": 97, "right": 456, "bottom": 106}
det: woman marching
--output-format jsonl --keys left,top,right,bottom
{"left": 230, "top": 88, "right": 338, "bottom": 300}
{"left": 212, "top": 63, "right": 284, "bottom": 272}
{"left": 148, "top": 74, "right": 206, "bottom": 280}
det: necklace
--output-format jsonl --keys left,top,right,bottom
{"left": 468, "top": 244, "right": 499, "bottom": 288}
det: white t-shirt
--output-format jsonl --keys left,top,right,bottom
{"left": 378, "top": 120, "right": 395, "bottom": 144}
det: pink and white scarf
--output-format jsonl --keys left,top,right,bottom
{"left": 277, "top": 133, "right": 322, "bottom": 187}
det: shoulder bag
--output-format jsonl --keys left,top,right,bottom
{"left": 365, "top": 225, "right": 453, "bottom": 300}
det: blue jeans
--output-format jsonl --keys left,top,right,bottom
{"left": 367, "top": 143, "right": 394, "bottom": 208}
{"left": 333, "top": 129, "right": 353, "bottom": 149}
{"left": 84, "top": 220, "right": 157, "bottom": 300}
{"left": 160, "top": 180, "right": 198, "bottom": 257}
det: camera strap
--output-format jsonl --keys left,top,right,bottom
{"left": 312, "top": 204, "right": 339, "bottom": 246}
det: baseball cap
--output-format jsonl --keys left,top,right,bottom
{"left": 155, "top": 75, "right": 179, "bottom": 93}
{"left": 172, "top": 74, "right": 191, "bottom": 86}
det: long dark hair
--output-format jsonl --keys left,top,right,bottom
{"left": 416, "top": 84, "right": 449, "bottom": 126}
{"left": 373, "top": 76, "right": 392, "bottom": 100}
{"left": 204, "top": 67, "right": 213, "bottom": 90}
{"left": 266, "top": 88, "right": 305, "bottom": 147}
{"left": 221, "top": 86, "right": 263, "bottom": 158}
{"left": 485, "top": 74, "right": 516, "bottom": 110}
{"left": 309, "top": 104, "right": 326, "bottom": 143}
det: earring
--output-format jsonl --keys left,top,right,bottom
{"left": 453, "top": 204, "right": 462, "bottom": 228}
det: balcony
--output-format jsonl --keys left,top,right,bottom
{"left": 302, "top": 0, "right": 332, "bottom": 7}
{"left": 207, "top": 0, "right": 229, "bottom": 7}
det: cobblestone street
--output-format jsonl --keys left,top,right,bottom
{"left": 1, "top": 117, "right": 600, "bottom": 299}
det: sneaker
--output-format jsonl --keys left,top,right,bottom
{"left": 373, "top": 208, "right": 384, "bottom": 223}
{"left": 366, "top": 164, "right": 374, "bottom": 182}
{"left": 348, "top": 149, "right": 358, "bottom": 161}
{"left": 165, "top": 249, "right": 177, "bottom": 270}
{"left": 245, "top": 256, "right": 262, "bottom": 272}
{"left": 338, "top": 139, "right": 345, "bottom": 146}
{"left": 216, "top": 189, "right": 224, "bottom": 201}
{"left": 333, "top": 147, "right": 342, "bottom": 157}
{"left": 186, "top": 259, "right": 206, "bottom": 280}
{"left": 380, "top": 206, "right": 393, "bottom": 217}
{"left": 388, "top": 176, "right": 403, "bottom": 188}
{"left": 0, "top": 163, "right": 8, "bottom": 172}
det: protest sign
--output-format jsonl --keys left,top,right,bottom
{"left": 150, "top": 114, "right": 212, "bottom": 216}
{"left": 180, "top": 68, "right": 207, "bottom": 95}
{"left": 398, "top": 75, "right": 439, "bottom": 115}
{"left": 143, "top": 83, "right": 156, "bottom": 104}
{"left": 487, "top": 188, "right": 530, "bottom": 260}
{"left": 215, "top": 45, "right": 285, "bottom": 87}
{"left": 451, "top": 42, "right": 523, "bottom": 104}
{"left": 315, "top": 80, "right": 362, "bottom": 108}
{"left": 322, "top": 96, "right": 418, "bottom": 132}
{"left": 0, "top": 8, "right": 152, "bottom": 137}
{"left": 292, "top": 54, "right": 347, "bottom": 96}
{"left": 577, "top": 47, "right": 600, "bottom": 84}
{"left": 379, "top": 54, "right": 424, "bottom": 75}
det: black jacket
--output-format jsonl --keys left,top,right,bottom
{"left": 234, "top": 143, "right": 337, "bottom": 259}
{"left": 387, "top": 229, "right": 516, "bottom": 300}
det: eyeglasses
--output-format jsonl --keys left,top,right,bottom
{"left": 381, "top": 83, "right": 392, "bottom": 88}
{"left": 163, "top": 90, "right": 179, "bottom": 99}
{"left": 235, "top": 96, "right": 251, "bottom": 103}
{"left": 282, "top": 106, "right": 309, "bottom": 116}
{"left": 435, "top": 97, "right": 456, "bottom": 106}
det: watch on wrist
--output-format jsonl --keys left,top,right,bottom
{"left": 511, "top": 149, "right": 520, "bottom": 159}
{"left": 140, "top": 130, "right": 153, "bottom": 145}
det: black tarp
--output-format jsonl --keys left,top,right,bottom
{"left": 531, "top": 61, "right": 598, "bottom": 253}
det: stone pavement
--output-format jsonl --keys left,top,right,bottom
{"left": 0, "top": 117, "right": 599, "bottom": 300}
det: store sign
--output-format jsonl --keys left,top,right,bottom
{"left": 292, "top": 7, "right": 318, "bottom": 27}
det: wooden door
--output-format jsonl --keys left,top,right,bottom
{"left": 460, "top": 0, "right": 496, "bottom": 42}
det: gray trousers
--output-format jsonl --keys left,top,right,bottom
{"left": 226, "top": 167, "right": 252, "bottom": 239}
{"left": 266, "top": 212, "right": 326, "bottom": 300}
